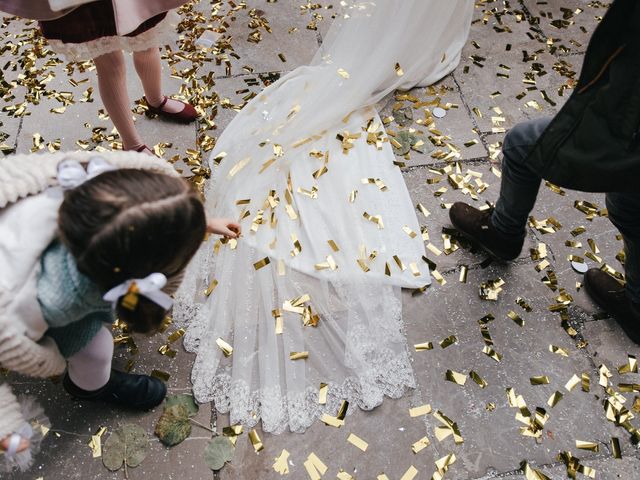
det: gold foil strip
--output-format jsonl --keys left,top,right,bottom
{"left": 409, "top": 404, "right": 432, "bottom": 417}
{"left": 87, "top": 426, "right": 107, "bottom": 458}
{"left": 483, "top": 346, "right": 503, "bottom": 362}
{"left": 321, "top": 414, "right": 344, "bottom": 428}
{"left": 151, "top": 370, "right": 170, "bottom": 382}
{"left": 415, "top": 342, "right": 433, "bottom": 351}
{"left": 470, "top": 371, "right": 488, "bottom": 388}
{"left": 228, "top": 156, "right": 250, "bottom": 178}
{"left": 611, "top": 437, "right": 622, "bottom": 458}
{"left": 399, "top": 465, "right": 418, "bottom": 480}
{"left": 547, "top": 391, "right": 563, "bottom": 407}
{"left": 249, "top": 429, "right": 264, "bottom": 453}
{"left": 347, "top": 433, "right": 368, "bottom": 452}
{"left": 576, "top": 440, "right": 599, "bottom": 452}
{"left": 440, "top": 335, "right": 458, "bottom": 349}
{"left": 216, "top": 338, "right": 233, "bottom": 357}
{"left": 167, "top": 328, "right": 186, "bottom": 343}
{"left": 254, "top": 257, "right": 271, "bottom": 270}
{"left": 272, "top": 449, "right": 290, "bottom": 475}
{"left": 507, "top": 310, "right": 525, "bottom": 327}
{"left": 318, "top": 383, "right": 328, "bottom": 404}
{"left": 204, "top": 279, "right": 219, "bottom": 297}
{"left": 459, "top": 265, "right": 468, "bottom": 283}
{"left": 411, "top": 436, "right": 431, "bottom": 454}
{"left": 445, "top": 369, "right": 468, "bottom": 386}
{"left": 549, "top": 345, "right": 569, "bottom": 357}
{"left": 565, "top": 374, "right": 581, "bottom": 391}
{"left": 289, "top": 351, "right": 308, "bottom": 360}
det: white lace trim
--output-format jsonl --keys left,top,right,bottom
{"left": 45, "top": 10, "right": 179, "bottom": 62}
{"left": 187, "top": 344, "right": 416, "bottom": 435}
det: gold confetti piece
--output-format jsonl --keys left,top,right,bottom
{"left": 470, "top": 371, "right": 488, "bottom": 388}
{"left": 395, "top": 63, "right": 404, "bottom": 76}
{"left": 426, "top": 243, "right": 442, "bottom": 256}
{"left": 228, "top": 157, "right": 251, "bottom": 178}
{"left": 393, "top": 255, "right": 406, "bottom": 271}
{"left": 529, "top": 375, "right": 549, "bottom": 385}
{"left": 547, "top": 391, "right": 563, "bottom": 407}
{"left": 434, "top": 453, "right": 457, "bottom": 475}
{"left": 409, "top": 262, "right": 421, "bottom": 277}
{"left": 414, "top": 342, "right": 433, "bottom": 351}
{"left": 318, "top": 383, "right": 328, "bottom": 405}
{"left": 483, "top": 346, "right": 503, "bottom": 362}
{"left": 289, "top": 351, "right": 308, "bottom": 360}
{"left": 549, "top": 345, "right": 569, "bottom": 357}
{"left": 571, "top": 226, "right": 586, "bottom": 236}
{"left": 521, "top": 461, "right": 551, "bottom": 480}
{"left": 321, "top": 414, "right": 344, "bottom": 428}
{"left": 565, "top": 374, "right": 581, "bottom": 391}
{"left": 254, "top": 257, "right": 271, "bottom": 270}
{"left": 204, "top": 279, "right": 219, "bottom": 297}
{"left": 216, "top": 338, "right": 233, "bottom": 357}
{"left": 337, "top": 68, "right": 350, "bottom": 79}
{"left": 87, "top": 426, "right": 107, "bottom": 458}
{"left": 416, "top": 203, "right": 431, "bottom": 218}
{"left": 409, "top": 404, "right": 432, "bottom": 417}
{"left": 167, "top": 328, "right": 186, "bottom": 344}
{"left": 337, "top": 472, "right": 354, "bottom": 480}
{"left": 273, "top": 449, "right": 290, "bottom": 475}
{"left": 151, "top": 370, "right": 170, "bottom": 382}
{"left": 278, "top": 259, "right": 286, "bottom": 276}
{"left": 328, "top": 240, "right": 340, "bottom": 252}
{"left": 411, "top": 435, "right": 431, "bottom": 454}
{"left": 347, "top": 433, "right": 368, "bottom": 452}
{"left": 459, "top": 265, "right": 468, "bottom": 283}
{"left": 363, "top": 212, "right": 384, "bottom": 229}
{"left": 479, "top": 278, "right": 505, "bottom": 301}
{"left": 581, "top": 373, "right": 590, "bottom": 392}
{"left": 611, "top": 437, "right": 622, "bottom": 458}
{"left": 576, "top": 440, "right": 599, "bottom": 452}
{"left": 440, "top": 335, "right": 458, "bottom": 349}
{"left": 507, "top": 310, "right": 525, "bottom": 327}
{"left": 349, "top": 190, "right": 358, "bottom": 203}
{"left": 249, "top": 429, "right": 264, "bottom": 453}
{"left": 399, "top": 465, "right": 418, "bottom": 480}
{"left": 278, "top": 53, "right": 287, "bottom": 63}
{"left": 445, "top": 369, "right": 468, "bottom": 386}
{"left": 618, "top": 355, "right": 638, "bottom": 374}
{"left": 402, "top": 226, "right": 418, "bottom": 239}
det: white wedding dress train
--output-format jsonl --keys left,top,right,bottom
{"left": 176, "top": 0, "right": 474, "bottom": 434}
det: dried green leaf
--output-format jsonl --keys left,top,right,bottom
{"left": 165, "top": 394, "right": 199, "bottom": 416}
{"left": 102, "top": 424, "right": 149, "bottom": 471}
{"left": 204, "top": 436, "right": 235, "bottom": 471}
{"left": 155, "top": 405, "right": 192, "bottom": 447}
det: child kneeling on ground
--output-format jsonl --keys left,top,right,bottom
{"left": 0, "top": 151, "right": 239, "bottom": 471}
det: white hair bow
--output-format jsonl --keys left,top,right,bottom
{"left": 102, "top": 272, "right": 174, "bottom": 310}
{"left": 57, "top": 156, "right": 116, "bottom": 190}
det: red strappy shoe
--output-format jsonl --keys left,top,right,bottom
{"left": 145, "top": 96, "right": 198, "bottom": 123}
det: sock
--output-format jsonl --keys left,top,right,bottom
{"left": 133, "top": 47, "right": 184, "bottom": 114}
{"left": 67, "top": 326, "right": 114, "bottom": 392}
{"left": 93, "top": 51, "right": 144, "bottom": 150}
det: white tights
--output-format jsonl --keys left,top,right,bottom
{"left": 67, "top": 326, "right": 113, "bottom": 391}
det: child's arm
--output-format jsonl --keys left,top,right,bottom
{"left": 206, "top": 218, "right": 241, "bottom": 239}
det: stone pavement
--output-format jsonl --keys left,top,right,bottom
{"left": 2, "top": 1, "right": 639, "bottom": 479}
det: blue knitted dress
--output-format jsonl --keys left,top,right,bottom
{"left": 37, "top": 240, "right": 114, "bottom": 358}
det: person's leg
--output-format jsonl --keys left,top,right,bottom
{"left": 93, "top": 51, "right": 144, "bottom": 150}
{"left": 64, "top": 325, "right": 166, "bottom": 410}
{"left": 584, "top": 191, "right": 640, "bottom": 344}
{"left": 66, "top": 325, "right": 113, "bottom": 391}
{"left": 449, "top": 117, "right": 552, "bottom": 260}
{"left": 491, "top": 117, "right": 553, "bottom": 237}
{"left": 132, "top": 47, "right": 184, "bottom": 114}
{"left": 606, "top": 191, "right": 640, "bottom": 303}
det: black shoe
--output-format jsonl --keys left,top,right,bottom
{"left": 449, "top": 202, "right": 524, "bottom": 261}
{"left": 63, "top": 370, "right": 167, "bottom": 411}
{"left": 584, "top": 268, "right": 640, "bottom": 344}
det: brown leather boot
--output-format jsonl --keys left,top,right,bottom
{"left": 449, "top": 202, "right": 524, "bottom": 261}
{"left": 584, "top": 268, "right": 640, "bottom": 344}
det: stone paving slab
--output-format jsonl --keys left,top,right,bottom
{"left": 404, "top": 263, "right": 623, "bottom": 478}
{"left": 508, "top": 455, "right": 640, "bottom": 480}
{"left": 403, "top": 163, "right": 538, "bottom": 271}
{"left": 521, "top": 0, "right": 611, "bottom": 56}
{"left": 218, "top": 394, "right": 437, "bottom": 480}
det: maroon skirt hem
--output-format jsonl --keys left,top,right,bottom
{"left": 39, "top": 0, "right": 167, "bottom": 44}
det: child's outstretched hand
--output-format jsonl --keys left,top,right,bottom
{"left": 207, "top": 218, "right": 241, "bottom": 239}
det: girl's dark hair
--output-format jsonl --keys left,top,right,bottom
{"left": 58, "top": 169, "right": 206, "bottom": 333}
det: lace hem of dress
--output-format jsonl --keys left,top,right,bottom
{"left": 189, "top": 348, "right": 416, "bottom": 435}
{"left": 45, "top": 11, "right": 178, "bottom": 62}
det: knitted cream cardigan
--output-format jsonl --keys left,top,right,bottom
{"left": 0, "top": 151, "right": 178, "bottom": 382}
